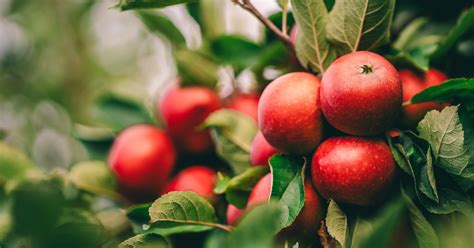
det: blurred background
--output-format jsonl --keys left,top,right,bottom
{"left": 0, "top": 0, "right": 281, "bottom": 168}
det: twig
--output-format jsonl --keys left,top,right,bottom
{"left": 232, "top": 0, "right": 295, "bottom": 53}
{"left": 402, "top": 101, "right": 411, "bottom": 107}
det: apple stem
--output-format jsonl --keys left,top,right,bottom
{"left": 360, "top": 64, "right": 373, "bottom": 74}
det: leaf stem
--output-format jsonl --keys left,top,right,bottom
{"left": 232, "top": 0, "right": 295, "bottom": 53}
{"left": 282, "top": 1, "right": 289, "bottom": 36}
{"left": 402, "top": 101, "right": 412, "bottom": 107}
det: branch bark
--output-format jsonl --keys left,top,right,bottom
{"left": 232, "top": 0, "right": 295, "bottom": 53}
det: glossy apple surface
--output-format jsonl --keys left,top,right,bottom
{"left": 250, "top": 131, "right": 279, "bottom": 166}
{"left": 226, "top": 204, "right": 244, "bottom": 226}
{"left": 161, "top": 165, "right": 216, "bottom": 199}
{"left": 159, "top": 86, "right": 221, "bottom": 153}
{"left": 227, "top": 94, "right": 259, "bottom": 122}
{"left": 258, "top": 72, "right": 323, "bottom": 154}
{"left": 312, "top": 136, "right": 396, "bottom": 206}
{"left": 320, "top": 51, "right": 402, "bottom": 136}
{"left": 108, "top": 125, "right": 176, "bottom": 197}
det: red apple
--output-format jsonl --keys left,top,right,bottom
{"left": 424, "top": 68, "right": 448, "bottom": 86}
{"left": 159, "top": 86, "right": 221, "bottom": 153}
{"left": 258, "top": 72, "right": 323, "bottom": 154}
{"left": 161, "top": 165, "right": 216, "bottom": 199}
{"left": 108, "top": 125, "right": 176, "bottom": 197}
{"left": 311, "top": 136, "right": 396, "bottom": 206}
{"left": 250, "top": 131, "right": 279, "bottom": 166}
{"left": 226, "top": 204, "right": 244, "bottom": 225}
{"left": 247, "top": 174, "right": 323, "bottom": 238}
{"left": 401, "top": 68, "right": 448, "bottom": 125}
{"left": 247, "top": 173, "right": 272, "bottom": 207}
{"left": 226, "top": 93, "right": 259, "bottom": 122}
{"left": 320, "top": 51, "right": 402, "bottom": 136}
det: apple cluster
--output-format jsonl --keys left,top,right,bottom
{"left": 108, "top": 84, "right": 260, "bottom": 201}
{"left": 107, "top": 48, "right": 448, "bottom": 239}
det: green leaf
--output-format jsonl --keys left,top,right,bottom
{"left": 210, "top": 35, "right": 262, "bottom": 71}
{"left": 325, "top": 200, "right": 349, "bottom": 248}
{"left": 457, "top": 106, "right": 474, "bottom": 190}
{"left": 388, "top": 44, "right": 438, "bottom": 71}
{"left": 399, "top": 132, "right": 439, "bottom": 202}
{"left": 44, "top": 209, "right": 107, "bottom": 248}
{"left": 115, "top": 0, "right": 196, "bottom": 11}
{"left": 269, "top": 154, "right": 306, "bottom": 228}
{"left": 410, "top": 78, "right": 474, "bottom": 107}
{"left": 401, "top": 187, "right": 439, "bottom": 248}
{"left": 418, "top": 187, "right": 471, "bottom": 215}
{"left": 432, "top": 7, "right": 474, "bottom": 59}
{"left": 175, "top": 49, "right": 219, "bottom": 88}
{"left": 197, "top": 0, "right": 225, "bottom": 39}
{"left": 119, "top": 233, "right": 169, "bottom": 248}
{"left": 127, "top": 203, "right": 152, "bottom": 227}
{"left": 10, "top": 178, "right": 65, "bottom": 235}
{"left": 203, "top": 110, "right": 258, "bottom": 174}
{"left": 351, "top": 198, "right": 405, "bottom": 248}
{"left": 136, "top": 10, "right": 185, "bottom": 47}
{"left": 292, "top": 0, "right": 337, "bottom": 74}
{"left": 326, "top": 0, "right": 396, "bottom": 54}
{"left": 386, "top": 133, "right": 411, "bottom": 175}
{"left": 417, "top": 106, "right": 471, "bottom": 177}
{"left": 204, "top": 229, "right": 229, "bottom": 248}
{"left": 227, "top": 203, "right": 285, "bottom": 248}
{"left": 148, "top": 191, "right": 230, "bottom": 234}
{"left": 68, "top": 161, "right": 120, "bottom": 199}
{"left": 393, "top": 18, "right": 428, "bottom": 50}
{"left": 93, "top": 94, "right": 153, "bottom": 132}
{"left": 0, "top": 143, "right": 34, "bottom": 184}
{"left": 214, "top": 167, "right": 269, "bottom": 209}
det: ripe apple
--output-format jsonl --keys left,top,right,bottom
{"left": 250, "top": 131, "right": 279, "bottom": 166}
{"left": 311, "top": 136, "right": 396, "bottom": 206}
{"left": 258, "top": 72, "right": 324, "bottom": 154}
{"left": 159, "top": 86, "right": 221, "bottom": 153}
{"left": 226, "top": 204, "right": 244, "bottom": 225}
{"left": 108, "top": 125, "right": 176, "bottom": 198}
{"left": 247, "top": 174, "right": 323, "bottom": 238}
{"left": 226, "top": 93, "right": 259, "bottom": 122}
{"left": 320, "top": 51, "right": 402, "bottom": 136}
{"left": 401, "top": 68, "right": 448, "bottom": 125}
{"left": 247, "top": 173, "right": 272, "bottom": 207}
{"left": 161, "top": 165, "right": 216, "bottom": 199}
